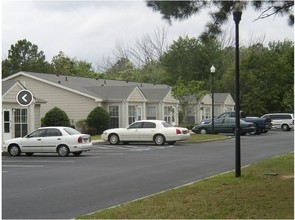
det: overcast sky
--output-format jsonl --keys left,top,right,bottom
{"left": 2, "top": 0, "right": 294, "bottom": 69}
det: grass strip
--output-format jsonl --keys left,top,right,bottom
{"left": 76, "top": 152, "right": 294, "bottom": 219}
{"left": 91, "top": 133, "right": 229, "bottom": 142}
{"left": 187, "top": 133, "right": 230, "bottom": 142}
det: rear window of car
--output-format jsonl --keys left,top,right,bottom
{"left": 46, "top": 129, "right": 62, "bottom": 137}
{"left": 63, "top": 127, "right": 81, "bottom": 135}
{"left": 162, "top": 122, "right": 173, "bottom": 128}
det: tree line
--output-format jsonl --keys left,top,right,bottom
{"left": 2, "top": 35, "right": 293, "bottom": 117}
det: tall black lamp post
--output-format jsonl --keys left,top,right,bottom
{"left": 233, "top": 8, "right": 242, "bottom": 177}
{"left": 210, "top": 65, "right": 215, "bottom": 134}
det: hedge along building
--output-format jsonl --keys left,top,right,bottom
{"left": 3, "top": 71, "right": 179, "bottom": 139}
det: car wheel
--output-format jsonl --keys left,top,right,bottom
{"left": 200, "top": 128, "right": 208, "bottom": 134}
{"left": 8, "top": 144, "right": 21, "bottom": 156}
{"left": 109, "top": 134, "right": 120, "bottom": 145}
{"left": 281, "top": 124, "right": 289, "bottom": 131}
{"left": 249, "top": 124, "right": 257, "bottom": 135}
{"left": 73, "top": 151, "right": 82, "bottom": 156}
{"left": 154, "top": 134, "right": 165, "bottom": 145}
{"left": 57, "top": 145, "right": 70, "bottom": 157}
{"left": 255, "top": 128, "right": 262, "bottom": 135}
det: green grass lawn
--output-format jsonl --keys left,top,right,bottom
{"left": 187, "top": 133, "right": 230, "bottom": 142}
{"left": 76, "top": 152, "right": 294, "bottom": 219}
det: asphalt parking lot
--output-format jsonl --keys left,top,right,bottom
{"left": 2, "top": 130, "right": 294, "bottom": 219}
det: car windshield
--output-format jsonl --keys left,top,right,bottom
{"left": 162, "top": 122, "right": 173, "bottom": 128}
{"left": 64, "top": 127, "right": 81, "bottom": 135}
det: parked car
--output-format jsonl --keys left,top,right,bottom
{"left": 201, "top": 111, "right": 271, "bottom": 134}
{"left": 2, "top": 127, "right": 93, "bottom": 157}
{"left": 192, "top": 118, "right": 255, "bottom": 135}
{"left": 261, "top": 113, "right": 294, "bottom": 131}
{"left": 101, "top": 120, "right": 190, "bottom": 145}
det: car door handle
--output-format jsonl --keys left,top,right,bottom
{"left": 37, "top": 139, "right": 42, "bottom": 141}
{"left": 57, "top": 138, "right": 61, "bottom": 140}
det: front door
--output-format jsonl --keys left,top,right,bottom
{"left": 3, "top": 109, "right": 12, "bottom": 141}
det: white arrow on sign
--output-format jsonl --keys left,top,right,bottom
{"left": 16, "top": 90, "right": 34, "bottom": 106}
{"left": 22, "top": 94, "right": 28, "bottom": 102}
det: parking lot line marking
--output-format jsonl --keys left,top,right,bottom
{"left": 3, "top": 165, "right": 44, "bottom": 168}
{"left": 3, "top": 160, "right": 75, "bottom": 163}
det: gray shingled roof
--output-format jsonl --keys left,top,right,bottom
{"left": 2, "top": 80, "right": 18, "bottom": 95}
{"left": 210, "top": 93, "right": 233, "bottom": 104}
{"left": 14, "top": 72, "right": 172, "bottom": 101}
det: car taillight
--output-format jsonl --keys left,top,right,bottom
{"left": 78, "top": 136, "right": 82, "bottom": 143}
{"left": 176, "top": 129, "right": 181, "bottom": 134}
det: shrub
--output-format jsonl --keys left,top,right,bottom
{"left": 86, "top": 107, "right": 110, "bottom": 134}
{"left": 75, "top": 119, "right": 88, "bottom": 133}
{"left": 43, "top": 107, "right": 71, "bottom": 127}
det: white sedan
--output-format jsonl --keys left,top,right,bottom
{"left": 2, "top": 127, "right": 93, "bottom": 157}
{"left": 101, "top": 120, "right": 191, "bottom": 145}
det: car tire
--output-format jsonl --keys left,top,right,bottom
{"left": 255, "top": 128, "right": 262, "bottom": 135}
{"left": 8, "top": 144, "right": 21, "bottom": 156}
{"left": 57, "top": 145, "right": 70, "bottom": 157}
{"left": 249, "top": 124, "right": 261, "bottom": 135}
{"left": 200, "top": 128, "right": 208, "bottom": 134}
{"left": 109, "top": 134, "right": 120, "bottom": 145}
{"left": 154, "top": 134, "right": 165, "bottom": 145}
{"left": 281, "top": 124, "right": 289, "bottom": 131}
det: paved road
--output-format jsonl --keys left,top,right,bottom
{"left": 2, "top": 131, "right": 293, "bottom": 219}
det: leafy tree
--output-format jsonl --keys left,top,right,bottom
{"left": 51, "top": 51, "right": 96, "bottom": 76}
{"left": 106, "top": 57, "right": 135, "bottom": 74}
{"left": 172, "top": 79, "right": 207, "bottom": 124}
{"left": 161, "top": 36, "right": 222, "bottom": 85}
{"left": 137, "top": 61, "right": 169, "bottom": 84}
{"left": 218, "top": 40, "right": 294, "bottom": 116}
{"left": 146, "top": 1, "right": 294, "bottom": 41}
{"left": 2, "top": 39, "right": 51, "bottom": 78}
{"left": 86, "top": 107, "right": 110, "bottom": 135}
{"left": 43, "top": 107, "right": 71, "bottom": 127}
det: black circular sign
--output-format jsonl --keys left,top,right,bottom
{"left": 16, "top": 90, "right": 34, "bottom": 106}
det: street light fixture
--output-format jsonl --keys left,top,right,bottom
{"left": 210, "top": 65, "right": 215, "bottom": 134}
{"left": 233, "top": 6, "right": 242, "bottom": 177}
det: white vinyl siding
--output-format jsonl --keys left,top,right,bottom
{"left": 128, "top": 88, "right": 146, "bottom": 102}
{"left": 2, "top": 84, "right": 23, "bottom": 102}
{"left": 12, "top": 75, "right": 98, "bottom": 122}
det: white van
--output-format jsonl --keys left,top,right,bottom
{"left": 261, "top": 113, "right": 294, "bottom": 131}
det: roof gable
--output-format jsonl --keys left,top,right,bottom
{"left": 127, "top": 86, "right": 147, "bottom": 102}
{"left": 2, "top": 80, "right": 46, "bottom": 104}
{"left": 198, "top": 93, "right": 235, "bottom": 105}
{"left": 2, "top": 80, "right": 25, "bottom": 98}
